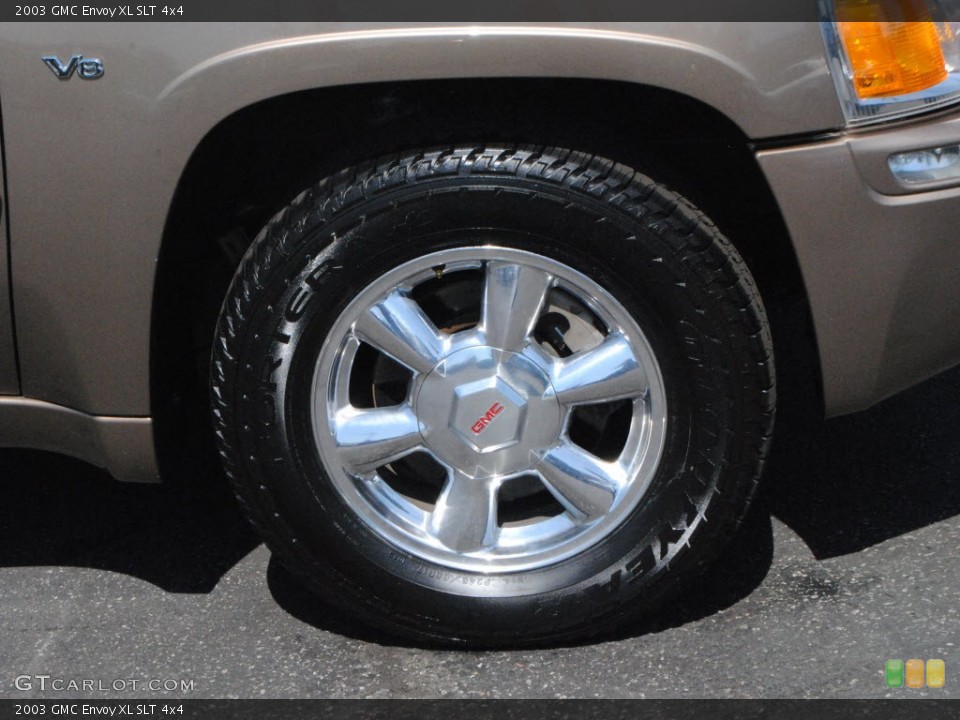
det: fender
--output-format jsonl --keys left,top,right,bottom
{"left": 0, "top": 23, "right": 838, "bottom": 420}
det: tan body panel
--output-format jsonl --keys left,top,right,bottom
{"left": 758, "top": 116, "right": 960, "bottom": 415}
{"left": 0, "top": 22, "right": 838, "bottom": 416}
{"left": 3, "top": 22, "right": 960, "bottom": 481}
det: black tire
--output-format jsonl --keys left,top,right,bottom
{"left": 210, "top": 146, "right": 775, "bottom": 646}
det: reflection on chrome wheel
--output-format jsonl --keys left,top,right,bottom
{"left": 212, "top": 146, "right": 775, "bottom": 646}
{"left": 313, "top": 247, "right": 666, "bottom": 572}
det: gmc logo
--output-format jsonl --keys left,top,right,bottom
{"left": 471, "top": 402, "right": 505, "bottom": 434}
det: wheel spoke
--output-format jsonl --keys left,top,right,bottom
{"left": 354, "top": 290, "right": 444, "bottom": 374}
{"left": 429, "top": 471, "right": 499, "bottom": 553}
{"left": 537, "top": 441, "right": 624, "bottom": 520}
{"left": 481, "top": 261, "right": 552, "bottom": 351}
{"left": 334, "top": 404, "right": 422, "bottom": 474}
{"left": 549, "top": 333, "right": 647, "bottom": 406}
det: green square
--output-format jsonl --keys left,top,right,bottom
{"left": 886, "top": 659, "right": 905, "bottom": 688}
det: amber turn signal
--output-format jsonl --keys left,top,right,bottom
{"left": 835, "top": 0, "right": 947, "bottom": 99}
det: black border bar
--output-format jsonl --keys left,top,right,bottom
{"left": 2, "top": 1, "right": 821, "bottom": 22}
{"left": 1, "top": 700, "right": 958, "bottom": 719}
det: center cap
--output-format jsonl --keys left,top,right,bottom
{"left": 416, "top": 346, "right": 562, "bottom": 479}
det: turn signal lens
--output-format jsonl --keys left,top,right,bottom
{"left": 836, "top": 15, "right": 946, "bottom": 98}
{"left": 822, "top": 0, "right": 960, "bottom": 124}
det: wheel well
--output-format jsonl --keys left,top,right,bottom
{"left": 152, "top": 77, "right": 821, "bottom": 478}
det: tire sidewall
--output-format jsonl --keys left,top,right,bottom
{"left": 227, "top": 173, "right": 751, "bottom": 637}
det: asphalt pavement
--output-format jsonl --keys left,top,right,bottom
{"left": 1, "top": 364, "right": 958, "bottom": 699}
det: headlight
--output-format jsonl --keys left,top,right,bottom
{"left": 820, "top": 0, "right": 960, "bottom": 125}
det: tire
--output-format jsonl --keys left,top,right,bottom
{"left": 210, "top": 146, "right": 775, "bottom": 646}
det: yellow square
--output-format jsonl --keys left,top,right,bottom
{"left": 927, "top": 659, "right": 945, "bottom": 689}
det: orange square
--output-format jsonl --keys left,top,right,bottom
{"left": 906, "top": 658, "right": 925, "bottom": 688}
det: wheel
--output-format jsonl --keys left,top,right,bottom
{"left": 210, "top": 146, "right": 774, "bottom": 646}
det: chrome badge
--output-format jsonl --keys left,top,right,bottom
{"left": 42, "top": 54, "right": 104, "bottom": 80}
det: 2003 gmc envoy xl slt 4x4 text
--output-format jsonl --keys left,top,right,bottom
{"left": 0, "top": 8, "right": 958, "bottom": 646}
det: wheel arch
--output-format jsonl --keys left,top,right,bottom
{"left": 152, "top": 75, "right": 822, "bottom": 479}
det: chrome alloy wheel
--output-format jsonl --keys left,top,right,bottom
{"left": 215, "top": 146, "right": 776, "bottom": 644}
{"left": 311, "top": 246, "right": 667, "bottom": 573}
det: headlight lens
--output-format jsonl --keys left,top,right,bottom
{"left": 821, "top": 0, "right": 960, "bottom": 125}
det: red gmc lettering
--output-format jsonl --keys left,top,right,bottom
{"left": 471, "top": 402, "right": 505, "bottom": 434}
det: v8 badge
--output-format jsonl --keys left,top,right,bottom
{"left": 42, "top": 54, "right": 104, "bottom": 80}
